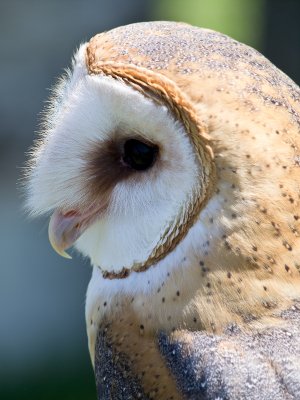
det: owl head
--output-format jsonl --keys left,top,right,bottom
{"left": 27, "top": 21, "right": 300, "bottom": 296}
{"left": 25, "top": 42, "right": 215, "bottom": 278}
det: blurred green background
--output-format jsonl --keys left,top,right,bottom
{"left": 1, "top": 0, "right": 299, "bottom": 399}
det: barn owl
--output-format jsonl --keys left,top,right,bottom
{"left": 26, "top": 21, "right": 300, "bottom": 399}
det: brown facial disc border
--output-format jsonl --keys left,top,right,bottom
{"left": 86, "top": 53, "right": 216, "bottom": 279}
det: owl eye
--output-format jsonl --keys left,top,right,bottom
{"left": 122, "top": 139, "right": 158, "bottom": 171}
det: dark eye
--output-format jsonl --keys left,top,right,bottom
{"left": 122, "top": 139, "right": 158, "bottom": 171}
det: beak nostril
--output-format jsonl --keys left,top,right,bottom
{"left": 64, "top": 210, "right": 79, "bottom": 218}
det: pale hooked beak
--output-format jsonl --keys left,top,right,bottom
{"left": 48, "top": 209, "right": 88, "bottom": 259}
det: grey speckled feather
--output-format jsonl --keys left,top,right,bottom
{"left": 95, "top": 325, "right": 149, "bottom": 400}
{"left": 158, "top": 303, "right": 300, "bottom": 400}
{"left": 95, "top": 303, "right": 300, "bottom": 399}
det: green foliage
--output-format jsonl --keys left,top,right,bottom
{"left": 1, "top": 372, "right": 96, "bottom": 400}
{"left": 1, "top": 355, "right": 96, "bottom": 400}
{"left": 152, "top": 0, "right": 266, "bottom": 48}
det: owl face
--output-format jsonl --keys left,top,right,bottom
{"left": 26, "top": 45, "right": 202, "bottom": 274}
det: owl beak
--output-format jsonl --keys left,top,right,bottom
{"left": 48, "top": 209, "right": 88, "bottom": 259}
